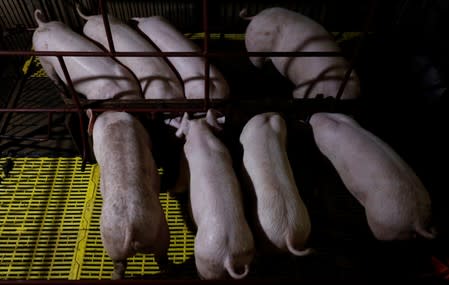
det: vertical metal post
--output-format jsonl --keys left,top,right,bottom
{"left": 57, "top": 56, "right": 88, "bottom": 171}
{"left": 202, "top": 0, "right": 210, "bottom": 111}
{"left": 46, "top": 112, "right": 53, "bottom": 139}
{"left": 99, "top": 0, "right": 115, "bottom": 53}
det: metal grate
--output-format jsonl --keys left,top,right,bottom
{"left": 0, "top": 157, "right": 91, "bottom": 279}
{"left": 0, "top": 157, "right": 196, "bottom": 280}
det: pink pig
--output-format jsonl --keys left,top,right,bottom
{"left": 309, "top": 112, "right": 436, "bottom": 240}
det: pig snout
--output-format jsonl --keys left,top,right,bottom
{"left": 240, "top": 112, "right": 312, "bottom": 256}
{"left": 309, "top": 112, "right": 436, "bottom": 240}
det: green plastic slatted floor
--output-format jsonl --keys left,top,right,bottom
{"left": 0, "top": 157, "right": 195, "bottom": 279}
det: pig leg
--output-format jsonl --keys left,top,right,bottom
{"left": 112, "top": 260, "right": 127, "bottom": 280}
{"left": 154, "top": 216, "right": 171, "bottom": 272}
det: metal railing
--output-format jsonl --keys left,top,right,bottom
{"left": 0, "top": 0, "right": 372, "bottom": 167}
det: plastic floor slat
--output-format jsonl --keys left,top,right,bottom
{"left": 0, "top": 157, "right": 196, "bottom": 280}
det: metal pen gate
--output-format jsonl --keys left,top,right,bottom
{"left": 1, "top": 0, "right": 448, "bottom": 283}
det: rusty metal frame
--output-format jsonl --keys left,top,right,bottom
{"left": 0, "top": 0, "right": 372, "bottom": 169}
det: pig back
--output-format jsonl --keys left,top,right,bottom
{"left": 240, "top": 112, "right": 311, "bottom": 252}
{"left": 32, "top": 21, "right": 140, "bottom": 100}
{"left": 185, "top": 122, "right": 244, "bottom": 225}
{"left": 134, "top": 16, "right": 229, "bottom": 100}
{"left": 309, "top": 112, "right": 434, "bottom": 240}
{"left": 92, "top": 111, "right": 168, "bottom": 259}
{"left": 243, "top": 7, "right": 359, "bottom": 99}
{"left": 183, "top": 121, "right": 254, "bottom": 279}
{"left": 81, "top": 15, "right": 184, "bottom": 100}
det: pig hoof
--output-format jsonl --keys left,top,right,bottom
{"left": 156, "top": 254, "right": 170, "bottom": 272}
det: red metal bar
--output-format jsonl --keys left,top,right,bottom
{"left": 0, "top": 112, "right": 55, "bottom": 142}
{"left": 0, "top": 135, "right": 50, "bottom": 142}
{"left": 0, "top": 277, "right": 435, "bottom": 285}
{"left": 0, "top": 50, "right": 344, "bottom": 57}
{"left": 46, "top": 112, "right": 53, "bottom": 139}
{"left": 0, "top": 107, "right": 207, "bottom": 113}
{"left": 0, "top": 108, "right": 77, "bottom": 112}
{"left": 0, "top": 98, "right": 359, "bottom": 114}
{"left": 56, "top": 56, "right": 88, "bottom": 168}
{"left": 99, "top": 0, "right": 116, "bottom": 53}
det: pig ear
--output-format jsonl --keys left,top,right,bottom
{"left": 86, "top": 109, "right": 95, "bottom": 136}
{"left": 164, "top": 115, "right": 182, "bottom": 129}
{"left": 175, "top": 112, "right": 190, "bottom": 138}
{"left": 205, "top": 109, "right": 224, "bottom": 132}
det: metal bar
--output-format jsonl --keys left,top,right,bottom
{"left": 202, "top": 0, "right": 210, "bottom": 110}
{"left": 56, "top": 56, "right": 88, "bottom": 168}
{"left": 0, "top": 111, "right": 55, "bottom": 142}
{"left": 46, "top": 111, "right": 53, "bottom": 139}
{"left": 99, "top": 0, "right": 115, "bottom": 53}
{"left": 0, "top": 108, "right": 76, "bottom": 112}
{"left": 0, "top": 135, "right": 49, "bottom": 142}
{"left": 0, "top": 77, "right": 24, "bottom": 135}
{"left": 0, "top": 107, "right": 206, "bottom": 113}
{"left": 0, "top": 50, "right": 345, "bottom": 57}
{"left": 0, "top": 98, "right": 358, "bottom": 114}
{"left": 0, "top": 278, "right": 378, "bottom": 285}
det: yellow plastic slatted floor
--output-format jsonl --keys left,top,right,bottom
{"left": 0, "top": 157, "right": 195, "bottom": 279}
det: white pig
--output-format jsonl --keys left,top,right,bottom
{"left": 309, "top": 112, "right": 436, "bottom": 240}
{"left": 133, "top": 16, "right": 230, "bottom": 100}
{"left": 76, "top": 7, "right": 184, "bottom": 100}
{"left": 88, "top": 110, "right": 170, "bottom": 279}
{"left": 32, "top": 9, "right": 140, "bottom": 100}
{"left": 240, "top": 112, "right": 312, "bottom": 256}
{"left": 175, "top": 110, "right": 254, "bottom": 279}
{"left": 241, "top": 7, "right": 360, "bottom": 99}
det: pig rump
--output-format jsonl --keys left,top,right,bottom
{"left": 240, "top": 112, "right": 312, "bottom": 256}
{"left": 309, "top": 112, "right": 436, "bottom": 240}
